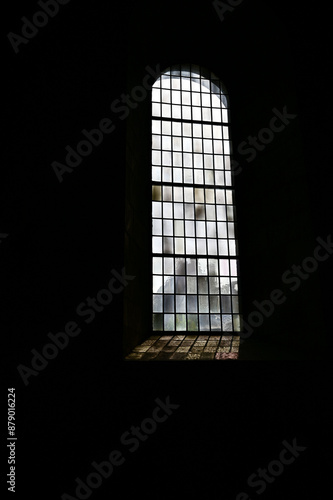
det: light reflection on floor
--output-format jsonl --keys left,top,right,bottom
{"left": 125, "top": 334, "right": 240, "bottom": 360}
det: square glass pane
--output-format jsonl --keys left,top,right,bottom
{"left": 183, "top": 153, "right": 193, "bottom": 167}
{"left": 233, "top": 314, "right": 241, "bottom": 332}
{"left": 182, "top": 92, "right": 191, "bottom": 105}
{"left": 225, "top": 171, "right": 232, "bottom": 186}
{"left": 187, "top": 296, "right": 198, "bottom": 313}
{"left": 186, "top": 258, "right": 197, "bottom": 275}
{"left": 175, "top": 276, "right": 186, "bottom": 294}
{"left": 212, "top": 125, "right": 222, "bottom": 139}
{"left": 175, "top": 258, "right": 185, "bottom": 275}
{"left": 197, "top": 239, "right": 207, "bottom": 255}
{"left": 153, "top": 219, "right": 162, "bottom": 236}
{"left": 153, "top": 295, "right": 163, "bottom": 313}
{"left": 175, "top": 238, "right": 185, "bottom": 254}
{"left": 153, "top": 237, "right": 162, "bottom": 253}
{"left": 207, "top": 222, "right": 216, "bottom": 238}
{"left": 231, "top": 278, "right": 238, "bottom": 294}
{"left": 162, "top": 151, "right": 172, "bottom": 166}
{"left": 210, "top": 296, "right": 220, "bottom": 313}
{"left": 176, "top": 295, "right": 186, "bottom": 313}
{"left": 174, "top": 220, "right": 184, "bottom": 236}
{"left": 164, "top": 295, "right": 174, "bottom": 313}
{"left": 210, "top": 314, "right": 221, "bottom": 331}
{"left": 162, "top": 104, "right": 171, "bottom": 118}
{"left": 162, "top": 167, "right": 172, "bottom": 182}
{"left": 185, "top": 204, "right": 195, "bottom": 220}
{"left": 172, "top": 90, "right": 181, "bottom": 104}
{"left": 186, "top": 238, "right": 196, "bottom": 254}
{"left": 152, "top": 120, "right": 161, "bottom": 134}
{"left": 215, "top": 156, "right": 223, "bottom": 170}
{"left": 164, "top": 276, "right": 174, "bottom": 293}
{"left": 207, "top": 239, "right": 218, "bottom": 255}
{"left": 220, "top": 277, "right": 230, "bottom": 294}
{"left": 193, "top": 154, "right": 203, "bottom": 168}
{"left": 193, "top": 123, "right": 202, "bottom": 137}
{"left": 192, "top": 107, "right": 201, "bottom": 121}
{"left": 195, "top": 188, "right": 204, "bottom": 203}
{"left": 208, "top": 259, "right": 219, "bottom": 275}
{"left": 176, "top": 314, "right": 186, "bottom": 331}
{"left": 152, "top": 135, "right": 161, "bottom": 149}
{"left": 199, "top": 315, "right": 210, "bottom": 331}
{"left": 172, "top": 121, "right": 182, "bottom": 136}
{"left": 198, "top": 259, "right": 208, "bottom": 275}
{"left": 152, "top": 150, "right": 161, "bottom": 165}
{"left": 226, "top": 190, "right": 233, "bottom": 204}
{"left": 209, "top": 277, "right": 220, "bottom": 294}
{"left": 163, "top": 202, "right": 173, "bottom": 218}
{"left": 184, "top": 187, "right": 194, "bottom": 203}
{"left": 198, "top": 276, "right": 208, "bottom": 294}
{"left": 194, "top": 170, "right": 204, "bottom": 185}
{"left": 204, "top": 155, "right": 213, "bottom": 169}
{"left": 187, "top": 314, "right": 198, "bottom": 331}
{"left": 221, "top": 296, "right": 232, "bottom": 313}
{"left": 153, "top": 275, "right": 163, "bottom": 293}
{"left": 206, "top": 205, "right": 216, "bottom": 220}
{"left": 162, "top": 121, "right": 171, "bottom": 134}
{"left": 193, "top": 139, "right": 202, "bottom": 153}
{"left": 164, "top": 314, "right": 175, "bottom": 331}
{"left": 173, "top": 168, "right": 182, "bottom": 183}
{"left": 195, "top": 204, "right": 205, "bottom": 220}
{"left": 153, "top": 314, "right": 163, "bottom": 331}
{"left": 205, "top": 189, "right": 215, "bottom": 204}
{"left": 230, "top": 260, "right": 238, "bottom": 276}
{"left": 174, "top": 203, "right": 184, "bottom": 219}
{"left": 182, "top": 106, "right": 192, "bottom": 120}
{"left": 217, "top": 222, "right": 227, "bottom": 238}
{"left": 222, "top": 315, "right": 233, "bottom": 332}
{"left": 215, "top": 171, "right": 225, "bottom": 186}
{"left": 153, "top": 257, "right": 162, "bottom": 274}
{"left": 163, "top": 237, "right": 173, "bottom": 254}
{"left": 183, "top": 122, "right": 192, "bottom": 136}
{"left": 187, "top": 277, "right": 197, "bottom": 294}
{"left": 152, "top": 166, "right": 161, "bottom": 182}
{"left": 227, "top": 206, "right": 234, "bottom": 221}
{"left": 184, "top": 169, "right": 193, "bottom": 184}
{"left": 163, "top": 219, "right": 173, "bottom": 236}
{"left": 228, "top": 222, "right": 235, "bottom": 238}
{"left": 218, "top": 240, "right": 229, "bottom": 256}
{"left": 196, "top": 221, "right": 206, "bottom": 237}
{"left": 199, "top": 295, "right": 209, "bottom": 313}
{"left": 173, "top": 137, "right": 182, "bottom": 151}
{"left": 174, "top": 186, "right": 183, "bottom": 202}
{"left": 164, "top": 257, "right": 174, "bottom": 275}
{"left": 216, "top": 205, "right": 226, "bottom": 221}
{"left": 173, "top": 152, "right": 182, "bottom": 166}
{"left": 220, "top": 259, "right": 230, "bottom": 276}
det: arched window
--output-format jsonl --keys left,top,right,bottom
{"left": 151, "top": 64, "right": 240, "bottom": 334}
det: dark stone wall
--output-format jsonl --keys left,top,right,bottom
{"left": 123, "top": 0, "right": 327, "bottom": 358}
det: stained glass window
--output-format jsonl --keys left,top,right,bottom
{"left": 152, "top": 65, "right": 240, "bottom": 333}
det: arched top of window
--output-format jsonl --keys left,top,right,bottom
{"left": 152, "top": 64, "right": 229, "bottom": 124}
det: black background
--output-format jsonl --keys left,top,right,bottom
{"left": 2, "top": 0, "right": 331, "bottom": 498}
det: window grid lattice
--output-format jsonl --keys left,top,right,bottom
{"left": 152, "top": 65, "right": 240, "bottom": 333}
